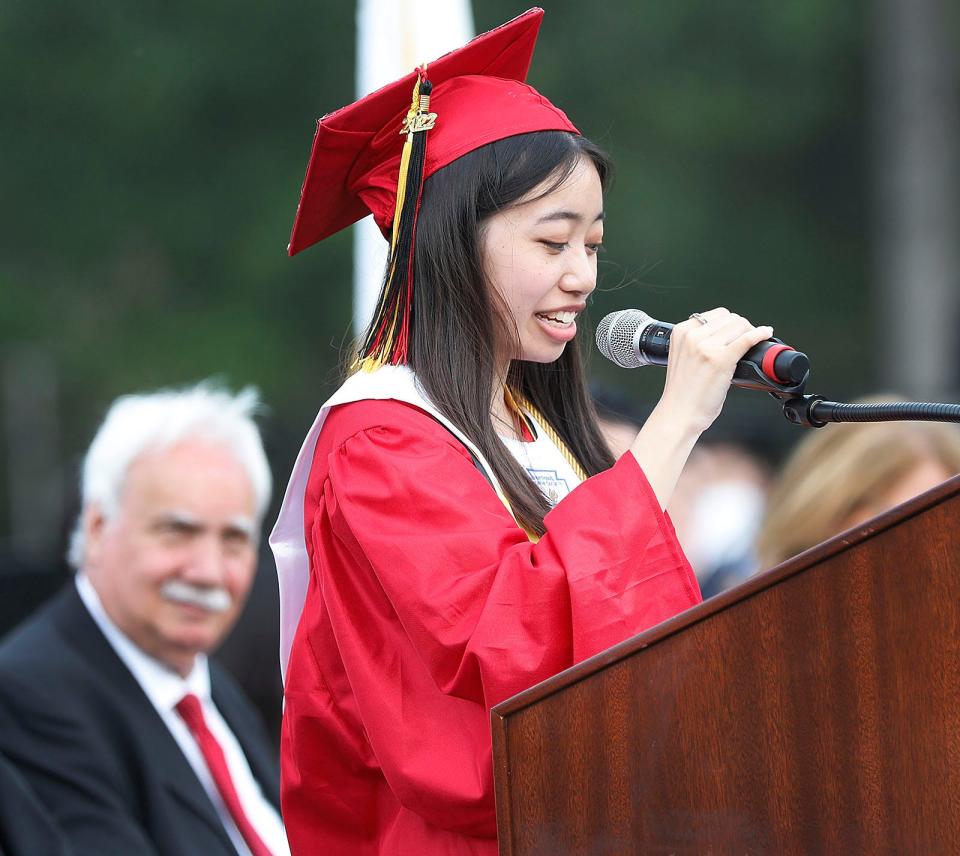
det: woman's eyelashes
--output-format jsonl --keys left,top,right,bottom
{"left": 538, "top": 239, "right": 604, "bottom": 254}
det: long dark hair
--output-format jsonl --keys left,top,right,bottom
{"left": 412, "top": 131, "right": 619, "bottom": 534}
{"left": 376, "top": 131, "right": 616, "bottom": 535}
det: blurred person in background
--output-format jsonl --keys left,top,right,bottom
{"left": 595, "top": 388, "right": 771, "bottom": 597}
{"left": 0, "top": 383, "right": 288, "bottom": 856}
{"left": 668, "top": 441, "right": 770, "bottom": 596}
{"left": 756, "top": 396, "right": 960, "bottom": 570}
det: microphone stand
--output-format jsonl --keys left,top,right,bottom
{"left": 744, "top": 368, "right": 960, "bottom": 428}
{"left": 779, "top": 395, "right": 960, "bottom": 429}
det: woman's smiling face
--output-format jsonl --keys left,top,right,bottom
{"left": 481, "top": 155, "right": 604, "bottom": 365}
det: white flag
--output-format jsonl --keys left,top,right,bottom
{"left": 352, "top": 0, "right": 474, "bottom": 338}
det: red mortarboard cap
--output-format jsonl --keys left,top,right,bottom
{"left": 288, "top": 7, "right": 578, "bottom": 256}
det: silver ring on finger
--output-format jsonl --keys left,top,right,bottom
{"left": 689, "top": 312, "right": 709, "bottom": 326}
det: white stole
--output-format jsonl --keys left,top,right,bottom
{"left": 270, "top": 365, "right": 513, "bottom": 682}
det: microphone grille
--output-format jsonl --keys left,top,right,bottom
{"left": 596, "top": 309, "right": 651, "bottom": 368}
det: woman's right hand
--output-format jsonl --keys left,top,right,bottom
{"left": 657, "top": 307, "right": 773, "bottom": 436}
{"left": 628, "top": 307, "right": 773, "bottom": 509}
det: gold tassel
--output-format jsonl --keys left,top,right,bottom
{"left": 355, "top": 68, "right": 436, "bottom": 371}
{"left": 508, "top": 388, "right": 588, "bottom": 482}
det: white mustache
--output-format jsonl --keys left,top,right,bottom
{"left": 161, "top": 580, "right": 232, "bottom": 613}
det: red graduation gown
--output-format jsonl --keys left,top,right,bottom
{"left": 281, "top": 398, "right": 701, "bottom": 855}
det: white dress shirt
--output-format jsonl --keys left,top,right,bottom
{"left": 75, "top": 573, "right": 289, "bottom": 856}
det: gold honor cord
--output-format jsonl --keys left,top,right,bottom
{"left": 506, "top": 388, "right": 589, "bottom": 484}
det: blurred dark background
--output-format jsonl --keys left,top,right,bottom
{"left": 2, "top": 1, "right": 957, "bottom": 740}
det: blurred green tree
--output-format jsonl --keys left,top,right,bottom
{"left": 1, "top": 0, "right": 870, "bottom": 549}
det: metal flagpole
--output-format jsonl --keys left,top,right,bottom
{"left": 872, "top": 0, "right": 960, "bottom": 398}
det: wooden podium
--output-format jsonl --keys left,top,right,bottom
{"left": 492, "top": 475, "right": 960, "bottom": 854}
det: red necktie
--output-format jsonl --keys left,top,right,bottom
{"left": 176, "top": 693, "right": 274, "bottom": 856}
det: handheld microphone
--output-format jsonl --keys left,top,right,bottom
{"left": 595, "top": 309, "right": 810, "bottom": 393}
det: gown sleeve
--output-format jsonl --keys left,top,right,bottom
{"left": 292, "top": 402, "right": 700, "bottom": 836}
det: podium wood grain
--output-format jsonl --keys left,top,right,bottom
{"left": 492, "top": 475, "right": 960, "bottom": 855}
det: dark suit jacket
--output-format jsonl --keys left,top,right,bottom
{"left": 0, "top": 584, "right": 282, "bottom": 856}
{"left": 0, "top": 750, "right": 73, "bottom": 856}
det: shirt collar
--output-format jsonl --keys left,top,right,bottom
{"left": 75, "top": 572, "right": 211, "bottom": 713}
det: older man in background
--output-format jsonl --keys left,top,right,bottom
{"left": 0, "top": 383, "right": 288, "bottom": 856}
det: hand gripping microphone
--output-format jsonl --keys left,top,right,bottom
{"left": 595, "top": 309, "right": 810, "bottom": 394}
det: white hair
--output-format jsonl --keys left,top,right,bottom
{"left": 68, "top": 381, "right": 272, "bottom": 569}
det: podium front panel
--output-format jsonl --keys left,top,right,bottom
{"left": 492, "top": 478, "right": 960, "bottom": 855}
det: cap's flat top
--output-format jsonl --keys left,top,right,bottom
{"left": 289, "top": 8, "right": 576, "bottom": 255}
